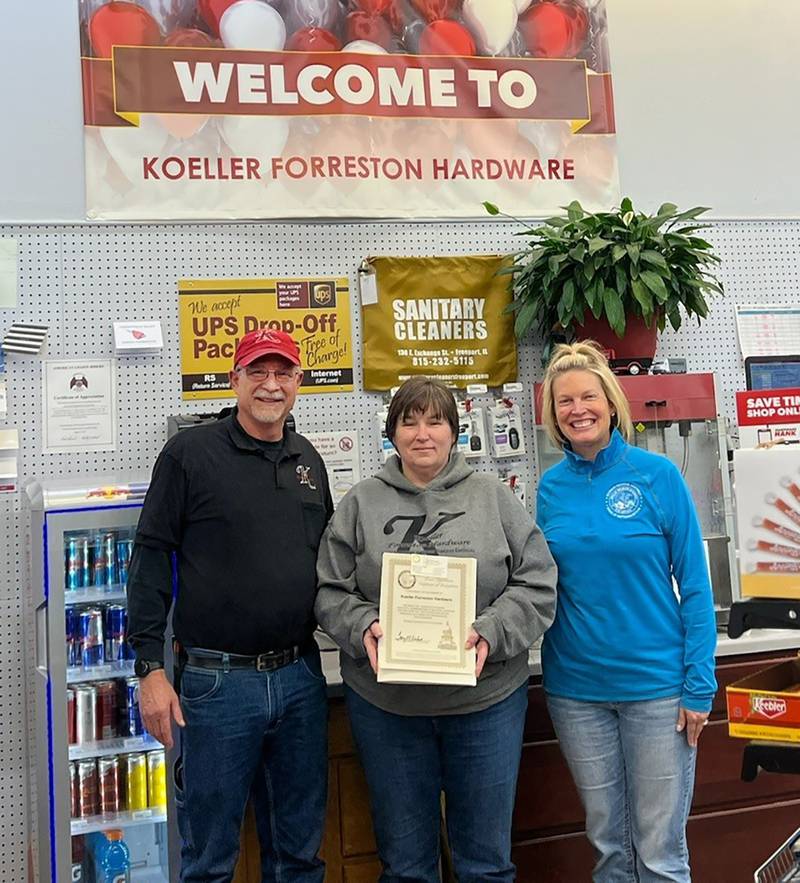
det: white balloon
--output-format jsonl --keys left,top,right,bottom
{"left": 517, "top": 119, "right": 572, "bottom": 158}
{"left": 100, "top": 114, "right": 170, "bottom": 183}
{"left": 220, "top": 115, "right": 290, "bottom": 166}
{"left": 341, "top": 40, "right": 389, "bottom": 54}
{"left": 513, "top": 0, "right": 533, "bottom": 11}
{"left": 463, "top": 0, "right": 518, "bottom": 57}
{"left": 220, "top": 0, "right": 287, "bottom": 50}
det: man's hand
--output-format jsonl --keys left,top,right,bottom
{"left": 138, "top": 669, "right": 185, "bottom": 750}
{"left": 676, "top": 707, "right": 710, "bottom": 748}
{"left": 363, "top": 620, "right": 383, "bottom": 674}
{"left": 465, "top": 628, "right": 490, "bottom": 679}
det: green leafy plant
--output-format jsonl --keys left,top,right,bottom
{"left": 483, "top": 198, "right": 724, "bottom": 345}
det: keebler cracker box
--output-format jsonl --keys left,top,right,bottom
{"left": 727, "top": 656, "right": 800, "bottom": 742}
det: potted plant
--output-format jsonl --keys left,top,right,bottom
{"left": 483, "top": 197, "right": 724, "bottom": 360}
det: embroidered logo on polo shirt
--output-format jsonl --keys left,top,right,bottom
{"left": 605, "top": 483, "right": 643, "bottom": 519}
{"left": 296, "top": 464, "right": 317, "bottom": 490}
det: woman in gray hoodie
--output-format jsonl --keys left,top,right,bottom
{"left": 315, "top": 376, "right": 557, "bottom": 883}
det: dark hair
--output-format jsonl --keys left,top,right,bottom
{"left": 385, "top": 376, "right": 459, "bottom": 444}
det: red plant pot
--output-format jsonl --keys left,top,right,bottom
{"left": 575, "top": 313, "right": 658, "bottom": 360}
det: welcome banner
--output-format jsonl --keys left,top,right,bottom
{"left": 79, "top": 0, "right": 619, "bottom": 220}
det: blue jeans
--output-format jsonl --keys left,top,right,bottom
{"left": 176, "top": 646, "right": 328, "bottom": 883}
{"left": 546, "top": 694, "right": 697, "bottom": 883}
{"left": 344, "top": 683, "right": 528, "bottom": 883}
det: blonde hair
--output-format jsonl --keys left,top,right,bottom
{"left": 540, "top": 341, "right": 633, "bottom": 448}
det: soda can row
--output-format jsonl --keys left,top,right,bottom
{"left": 65, "top": 604, "right": 131, "bottom": 669}
{"left": 65, "top": 531, "right": 134, "bottom": 591}
{"left": 67, "top": 678, "right": 143, "bottom": 745}
{"left": 69, "top": 750, "right": 166, "bottom": 818}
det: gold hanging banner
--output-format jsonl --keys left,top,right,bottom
{"left": 361, "top": 255, "right": 517, "bottom": 391}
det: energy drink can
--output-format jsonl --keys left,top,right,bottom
{"left": 74, "top": 685, "right": 97, "bottom": 745}
{"left": 65, "top": 607, "right": 81, "bottom": 668}
{"left": 76, "top": 759, "right": 99, "bottom": 818}
{"left": 98, "top": 756, "right": 122, "bottom": 816}
{"left": 146, "top": 750, "right": 167, "bottom": 809}
{"left": 124, "top": 753, "right": 148, "bottom": 811}
{"left": 95, "top": 681, "right": 118, "bottom": 741}
{"left": 116, "top": 539, "right": 133, "bottom": 587}
{"left": 69, "top": 761, "right": 80, "bottom": 818}
{"left": 91, "top": 533, "right": 106, "bottom": 587}
{"left": 80, "top": 609, "right": 104, "bottom": 667}
{"left": 67, "top": 688, "right": 76, "bottom": 745}
{"left": 123, "top": 677, "right": 143, "bottom": 737}
{"left": 91, "top": 532, "right": 117, "bottom": 587}
{"left": 104, "top": 605, "right": 127, "bottom": 662}
{"left": 65, "top": 535, "right": 88, "bottom": 591}
{"left": 102, "top": 532, "right": 118, "bottom": 586}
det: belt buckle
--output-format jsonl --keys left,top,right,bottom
{"left": 256, "top": 653, "right": 273, "bottom": 672}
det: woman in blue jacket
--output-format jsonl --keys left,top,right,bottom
{"left": 536, "top": 341, "right": 716, "bottom": 883}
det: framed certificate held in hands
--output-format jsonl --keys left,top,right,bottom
{"left": 377, "top": 552, "right": 478, "bottom": 686}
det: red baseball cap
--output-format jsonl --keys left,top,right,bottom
{"left": 233, "top": 329, "right": 301, "bottom": 369}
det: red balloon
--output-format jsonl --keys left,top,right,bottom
{"left": 286, "top": 26, "right": 342, "bottom": 51}
{"left": 387, "top": 0, "right": 416, "bottom": 34}
{"left": 409, "top": 0, "right": 459, "bottom": 24}
{"left": 197, "top": 0, "right": 239, "bottom": 38}
{"left": 345, "top": 11, "right": 393, "bottom": 49}
{"left": 355, "top": 0, "right": 393, "bottom": 14}
{"left": 419, "top": 19, "right": 475, "bottom": 55}
{"left": 164, "top": 28, "right": 218, "bottom": 48}
{"left": 519, "top": 1, "right": 588, "bottom": 59}
{"left": 89, "top": 2, "right": 162, "bottom": 58}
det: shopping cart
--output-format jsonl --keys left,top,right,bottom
{"left": 755, "top": 828, "right": 800, "bottom": 882}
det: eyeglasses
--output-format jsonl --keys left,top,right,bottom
{"left": 238, "top": 366, "right": 296, "bottom": 383}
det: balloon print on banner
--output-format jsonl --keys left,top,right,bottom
{"left": 282, "top": 0, "right": 342, "bottom": 34}
{"left": 341, "top": 39, "right": 389, "bottom": 53}
{"left": 418, "top": 20, "right": 476, "bottom": 56}
{"left": 286, "top": 26, "right": 342, "bottom": 51}
{"left": 79, "top": 0, "right": 620, "bottom": 220}
{"left": 518, "top": 1, "right": 588, "bottom": 58}
{"left": 88, "top": 2, "right": 162, "bottom": 56}
{"left": 462, "top": 0, "right": 518, "bottom": 56}
{"left": 345, "top": 11, "right": 394, "bottom": 50}
{"left": 220, "top": 1, "right": 287, "bottom": 49}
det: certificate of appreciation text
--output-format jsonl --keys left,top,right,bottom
{"left": 377, "top": 552, "right": 477, "bottom": 686}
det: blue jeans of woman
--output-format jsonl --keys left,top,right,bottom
{"left": 176, "top": 646, "right": 328, "bottom": 883}
{"left": 546, "top": 694, "right": 697, "bottom": 883}
{"left": 344, "top": 682, "right": 528, "bottom": 883}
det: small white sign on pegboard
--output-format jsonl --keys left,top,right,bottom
{"left": 113, "top": 320, "right": 164, "bottom": 354}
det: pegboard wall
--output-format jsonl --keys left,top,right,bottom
{"left": 1, "top": 217, "right": 799, "bottom": 881}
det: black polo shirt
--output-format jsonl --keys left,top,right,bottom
{"left": 128, "top": 412, "right": 333, "bottom": 659}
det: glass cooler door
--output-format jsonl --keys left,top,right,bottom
{"left": 27, "top": 481, "right": 172, "bottom": 883}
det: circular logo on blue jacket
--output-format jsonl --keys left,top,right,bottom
{"left": 605, "top": 483, "right": 643, "bottom": 519}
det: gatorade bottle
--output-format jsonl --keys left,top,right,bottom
{"left": 94, "top": 829, "right": 130, "bottom": 883}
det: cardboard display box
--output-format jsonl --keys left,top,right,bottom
{"left": 727, "top": 656, "right": 800, "bottom": 742}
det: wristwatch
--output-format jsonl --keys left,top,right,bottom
{"left": 134, "top": 659, "right": 165, "bottom": 678}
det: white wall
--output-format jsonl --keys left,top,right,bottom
{"left": 0, "top": 2, "right": 86, "bottom": 221}
{"left": 0, "top": 0, "right": 797, "bottom": 221}
{"left": 608, "top": 0, "right": 800, "bottom": 218}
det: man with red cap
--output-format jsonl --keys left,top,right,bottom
{"left": 127, "top": 328, "right": 332, "bottom": 882}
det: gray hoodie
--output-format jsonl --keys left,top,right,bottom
{"left": 315, "top": 452, "right": 558, "bottom": 716}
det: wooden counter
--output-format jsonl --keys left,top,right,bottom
{"left": 233, "top": 648, "right": 800, "bottom": 882}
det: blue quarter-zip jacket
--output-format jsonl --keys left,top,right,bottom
{"left": 536, "top": 429, "right": 717, "bottom": 712}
